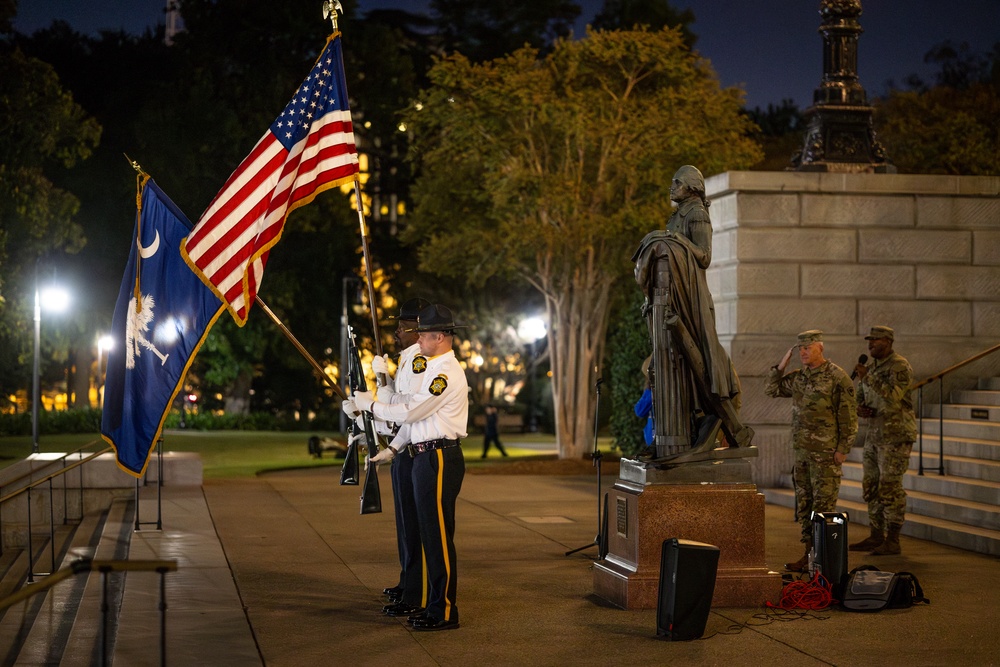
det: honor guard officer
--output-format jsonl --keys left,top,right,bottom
{"left": 356, "top": 304, "right": 469, "bottom": 631}
{"left": 766, "top": 330, "right": 858, "bottom": 572}
{"left": 369, "top": 298, "right": 431, "bottom": 616}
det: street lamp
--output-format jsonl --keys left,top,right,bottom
{"left": 96, "top": 334, "right": 114, "bottom": 410}
{"left": 517, "top": 316, "right": 547, "bottom": 433}
{"left": 33, "top": 281, "right": 71, "bottom": 454}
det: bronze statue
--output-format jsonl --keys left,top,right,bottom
{"left": 633, "top": 166, "right": 753, "bottom": 460}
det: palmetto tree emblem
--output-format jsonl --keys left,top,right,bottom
{"left": 125, "top": 294, "right": 169, "bottom": 368}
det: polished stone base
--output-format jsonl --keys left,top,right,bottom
{"left": 593, "top": 480, "right": 781, "bottom": 609}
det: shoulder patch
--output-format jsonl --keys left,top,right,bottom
{"left": 412, "top": 355, "right": 427, "bottom": 374}
{"left": 429, "top": 374, "right": 448, "bottom": 396}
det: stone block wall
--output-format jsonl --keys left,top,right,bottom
{"left": 705, "top": 171, "right": 1000, "bottom": 486}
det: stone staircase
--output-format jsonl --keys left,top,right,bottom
{"left": 0, "top": 451, "right": 211, "bottom": 665}
{"left": 763, "top": 376, "right": 1000, "bottom": 557}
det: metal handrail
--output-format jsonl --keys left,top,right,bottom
{"left": 0, "top": 558, "right": 177, "bottom": 666}
{"left": 0, "top": 446, "right": 113, "bottom": 582}
{"left": 911, "top": 342, "right": 1000, "bottom": 476}
{"left": 0, "top": 439, "right": 105, "bottom": 491}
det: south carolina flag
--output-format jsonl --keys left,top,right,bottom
{"left": 102, "top": 179, "right": 225, "bottom": 476}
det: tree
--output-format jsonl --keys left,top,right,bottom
{"left": 874, "top": 41, "right": 1000, "bottom": 175}
{"left": 591, "top": 0, "right": 696, "bottom": 47}
{"left": 745, "top": 98, "right": 804, "bottom": 171}
{"left": 607, "top": 290, "right": 649, "bottom": 458}
{"left": 402, "top": 27, "right": 761, "bottom": 458}
{"left": 431, "top": 0, "right": 580, "bottom": 63}
{"left": 0, "top": 43, "right": 100, "bottom": 405}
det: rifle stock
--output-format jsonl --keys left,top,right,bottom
{"left": 347, "top": 325, "right": 382, "bottom": 514}
{"left": 339, "top": 425, "right": 360, "bottom": 485}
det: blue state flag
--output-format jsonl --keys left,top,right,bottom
{"left": 101, "top": 179, "right": 225, "bottom": 476}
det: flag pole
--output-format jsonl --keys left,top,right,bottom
{"left": 254, "top": 296, "right": 348, "bottom": 400}
{"left": 353, "top": 182, "right": 384, "bottom": 360}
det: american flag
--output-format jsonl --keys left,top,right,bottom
{"left": 181, "top": 32, "right": 359, "bottom": 325}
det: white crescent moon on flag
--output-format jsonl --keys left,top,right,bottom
{"left": 138, "top": 230, "right": 160, "bottom": 258}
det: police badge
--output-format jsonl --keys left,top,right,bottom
{"left": 412, "top": 355, "right": 428, "bottom": 374}
{"left": 429, "top": 375, "right": 448, "bottom": 396}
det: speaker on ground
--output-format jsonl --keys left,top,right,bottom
{"left": 656, "top": 538, "right": 719, "bottom": 641}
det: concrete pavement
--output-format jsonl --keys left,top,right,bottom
{"left": 174, "top": 465, "right": 1000, "bottom": 666}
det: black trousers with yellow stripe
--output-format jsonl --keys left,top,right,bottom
{"left": 393, "top": 450, "right": 426, "bottom": 607}
{"left": 411, "top": 445, "right": 465, "bottom": 622}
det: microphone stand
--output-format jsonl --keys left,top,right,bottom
{"left": 565, "top": 377, "right": 608, "bottom": 558}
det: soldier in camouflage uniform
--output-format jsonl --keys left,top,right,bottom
{"left": 766, "top": 330, "right": 858, "bottom": 572}
{"left": 849, "top": 326, "right": 916, "bottom": 555}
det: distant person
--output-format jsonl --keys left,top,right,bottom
{"left": 765, "top": 330, "right": 858, "bottom": 573}
{"left": 850, "top": 326, "right": 916, "bottom": 556}
{"left": 633, "top": 355, "right": 654, "bottom": 454}
{"left": 481, "top": 404, "right": 508, "bottom": 458}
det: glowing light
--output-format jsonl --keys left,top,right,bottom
{"left": 517, "top": 317, "right": 546, "bottom": 343}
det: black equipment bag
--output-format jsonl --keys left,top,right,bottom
{"left": 841, "top": 565, "right": 929, "bottom": 612}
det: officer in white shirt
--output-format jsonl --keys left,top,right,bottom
{"left": 356, "top": 303, "right": 468, "bottom": 631}
{"left": 369, "top": 298, "right": 430, "bottom": 617}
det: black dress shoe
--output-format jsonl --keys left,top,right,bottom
{"left": 407, "top": 612, "right": 429, "bottom": 626}
{"left": 383, "top": 603, "right": 424, "bottom": 617}
{"left": 383, "top": 586, "right": 404, "bottom": 597}
{"left": 412, "top": 617, "right": 460, "bottom": 631}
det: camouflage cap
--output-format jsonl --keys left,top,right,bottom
{"left": 865, "top": 325, "right": 894, "bottom": 341}
{"left": 797, "top": 329, "right": 823, "bottom": 346}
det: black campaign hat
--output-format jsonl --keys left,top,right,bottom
{"left": 395, "top": 297, "right": 431, "bottom": 321}
{"left": 408, "top": 304, "right": 467, "bottom": 332}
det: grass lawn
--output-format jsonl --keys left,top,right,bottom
{"left": 0, "top": 430, "right": 600, "bottom": 479}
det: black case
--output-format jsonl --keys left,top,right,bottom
{"left": 811, "top": 511, "right": 849, "bottom": 596}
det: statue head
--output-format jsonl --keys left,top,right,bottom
{"left": 670, "top": 165, "right": 709, "bottom": 207}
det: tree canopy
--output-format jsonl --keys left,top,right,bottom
{"left": 875, "top": 41, "right": 1000, "bottom": 175}
{"left": 403, "top": 27, "right": 761, "bottom": 457}
{"left": 0, "top": 43, "right": 100, "bottom": 404}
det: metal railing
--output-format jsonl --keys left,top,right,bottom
{"left": 0, "top": 440, "right": 109, "bottom": 545}
{"left": 911, "top": 342, "right": 1000, "bottom": 476}
{"left": 0, "top": 558, "right": 177, "bottom": 667}
{"left": 0, "top": 444, "right": 113, "bottom": 581}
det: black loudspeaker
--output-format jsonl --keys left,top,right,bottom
{"left": 811, "top": 511, "right": 848, "bottom": 595}
{"left": 656, "top": 538, "right": 720, "bottom": 641}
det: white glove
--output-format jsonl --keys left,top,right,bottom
{"left": 341, "top": 398, "right": 360, "bottom": 419}
{"left": 348, "top": 431, "right": 368, "bottom": 449}
{"left": 371, "top": 353, "right": 390, "bottom": 376}
{"left": 353, "top": 390, "right": 374, "bottom": 412}
{"left": 366, "top": 446, "right": 396, "bottom": 470}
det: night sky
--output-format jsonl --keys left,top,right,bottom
{"left": 13, "top": 0, "right": 1000, "bottom": 110}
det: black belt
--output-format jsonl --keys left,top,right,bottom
{"left": 408, "top": 438, "right": 460, "bottom": 456}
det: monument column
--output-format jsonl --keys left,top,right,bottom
{"left": 793, "top": 0, "right": 894, "bottom": 173}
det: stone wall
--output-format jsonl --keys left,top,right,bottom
{"left": 705, "top": 171, "right": 1000, "bottom": 486}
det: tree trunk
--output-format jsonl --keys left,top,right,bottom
{"left": 544, "top": 253, "right": 611, "bottom": 460}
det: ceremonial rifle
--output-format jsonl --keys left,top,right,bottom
{"left": 347, "top": 325, "right": 383, "bottom": 514}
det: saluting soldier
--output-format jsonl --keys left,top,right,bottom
{"left": 766, "top": 330, "right": 858, "bottom": 572}
{"left": 358, "top": 304, "right": 468, "bottom": 631}
{"left": 850, "top": 326, "right": 916, "bottom": 556}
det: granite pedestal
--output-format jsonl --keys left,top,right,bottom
{"left": 593, "top": 455, "right": 781, "bottom": 609}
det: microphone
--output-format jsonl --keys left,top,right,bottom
{"left": 850, "top": 354, "right": 868, "bottom": 380}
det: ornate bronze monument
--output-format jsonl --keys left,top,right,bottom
{"left": 593, "top": 166, "right": 779, "bottom": 610}
{"left": 631, "top": 165, "right": 753, "bottom": 468}
{"left": 792, "top": 0, "right": 894, "bottom": 172}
